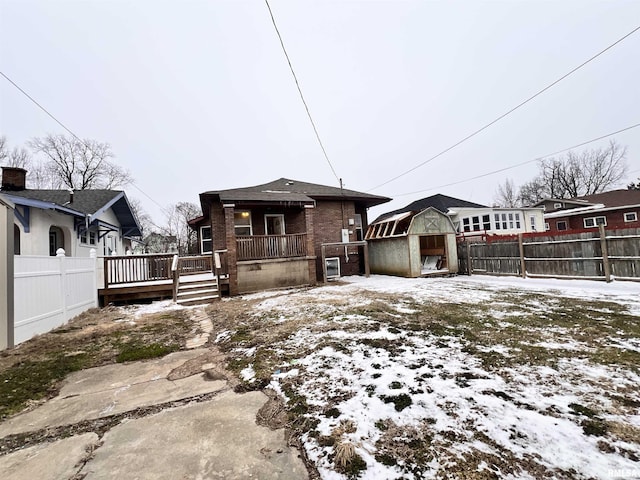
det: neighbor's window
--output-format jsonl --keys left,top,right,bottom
{"left": 80, "top": 229, "right": 97, "bottom": 246}
{"left": 463, "top": 218, "right": 471, "bottom": 232}
{"left": 530, "top": 215, "right": 537, "bottom": 232}
{"left": 554, "top": 202, "right": 563, "bottom": 209}
{"left": 515, "top": 213, "right": 521, "bottom": 229}
{"left": 501, "top": 213, "right": 508, "bottom": 229}
{"left": 494, "top": 213, "right": 501, "bottom": 230}
{"left": 200, "top": 226, "right": 212, "bottom": 253}
{"left": 234, "top": 210, "right": 252, "bottom": 236}
{"left": 471, "top": 216, "right": 480, "bottom": 231}
{"left": 354, "top": 214, "right": 363, "bottom": 241}
{"left": 482, "top": 214, "right": 491, "bottom": 230}
{"left": 583, "top": 216, "right": 606, "bottom": 228}
{"left": 545, "top": 222, "right": 550, "bottom": 231}
{"left": 556, "top": 221, "right": 568, "bottom": 231}
{"left": 508, "top": 213, "right": 514, "bottom": 229}
{"left": 624, "top": 212, "right": 637, "bottom": 222}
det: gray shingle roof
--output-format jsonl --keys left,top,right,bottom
{"left": 374, "top": 194, "right": 487, "bottom": 222}
{"left": 202, "top": 178, "right": 391, "bottom": 208}
{"left": 7, "top": 189, "right": 122, "bottom": 215}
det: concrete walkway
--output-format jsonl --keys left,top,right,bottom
{"left": 0, "top": 346, "right": 308, "bottom": 479}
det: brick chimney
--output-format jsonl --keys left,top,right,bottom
{"left": 1, "top": 167, "right": 27, "bottom": 191}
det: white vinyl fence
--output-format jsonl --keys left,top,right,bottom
{"left": 14, "top": 250, "right": 97, "bottom": 344}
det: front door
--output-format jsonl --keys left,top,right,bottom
{"left": 265, "top": 214, "right": 285, "bottom": 235}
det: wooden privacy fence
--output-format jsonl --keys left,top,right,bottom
{"left": 458, "top": 226, "right": 640, "bottom": 282}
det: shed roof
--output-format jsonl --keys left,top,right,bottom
{"left": 374, "top": 194, "right": 487, "bottom": 223}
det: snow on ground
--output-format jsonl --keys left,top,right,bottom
{"left": 237, "top": 275, "right": 640, "bottom": 479}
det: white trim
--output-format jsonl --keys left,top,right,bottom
{"left": 200, "top": 225, "right": 212, "bottom": 254}
{"left": 264, "top": 214, "right": 285, "bottom": 235}
{"left": 624, "top": 212, "right": 638, "bottom": 222}
{"left": 583, "top": 216, "right": 607, "bottom": 228}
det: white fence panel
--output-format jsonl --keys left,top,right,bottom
{"left": 14, "top": 254, "right": 97, "bottom": 344}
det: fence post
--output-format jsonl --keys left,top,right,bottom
{"left": 90, "top": 249, "right": 98, "bottom": 307}
{"left": 465, "top": 241, "right": 472, "bottom": 276}
{"left": 0, "top": 196, "right": 15, "bottom": 350}
{"left": 518, "top": 233, "right": 527, "bottom": 278}
{"left": 57, "top": 248, "right": 68, "bottom": 322}
{"left": 599, "top": 225, "right": 611, "bottom": 282}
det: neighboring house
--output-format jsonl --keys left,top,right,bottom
{"left": 538, "top": 189, "right": 640, "bottom": 233}
{"left": 1, "top": 167, "right": 142, "bottom": 257}
{"left": 366, "top": 206, "right": 459, "bottom": 277}
{"left": 142, "top": 232, "right": 178, "bottom": 254}
{"left": 189, "top": 177, "right": 390, "bottom": 295}
{"left": 373, "top": 194, "right": 544, "bottom": 238}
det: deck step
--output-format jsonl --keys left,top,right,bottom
{"left": 176, "top": 275, "right": 219, "bottom": 306}
{"left": 177, "top": 289, "right": 218, "bottom": 301}
{"left": 176, "top": 295, "right": 219, "bottom": 307}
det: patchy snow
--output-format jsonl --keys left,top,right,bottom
{"left": 117, "top": 299, "right": 184, "bottom": 319}
{"left": 240, "top": 364, "right": 255, "bottom": 382}
{"left": 242, "top": 275, "right": 640, "bottom": 479}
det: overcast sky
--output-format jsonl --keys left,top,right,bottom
{"left": 1, "top": 0, "right": 639, "bottom": 227}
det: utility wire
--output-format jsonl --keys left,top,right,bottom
{"left": 264, "top": 0, "right": 340, "bottom": 183}
{"left": 389, "top": 122, "right": 640, "bottom": 198}
{"left": 368, "top": 24, "right": 640, "bottom": 192}
{"left": 0, "top": 70, "right": 172, "bottom": 218}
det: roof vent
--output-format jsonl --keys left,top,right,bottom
{"left": 285, "top": 180, "right": 294, "bottom": 186}
{"left": 1, "top": 166, "right": 27, "bottom": 191}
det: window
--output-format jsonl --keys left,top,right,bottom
{"left": 354, "top": 214, "right": 363, "bottom": 241}
{"left": 463, "top": 218, "right": 471, "bottom": 232}
{"left": 530, "top": 215, "right": 537, "bottom": 232}
{"left": 471, "top": 216, "right": 480, "bottom": 231}
{"left": 515, "top": 213, "right": 521, "bottom": 229}
{"left": 556, "top": 221, "right": 567, "bottom": 231}
{"left": 508, "top": 213, "right": 514, "bottom": 229}
{"left": 583, "top": 216, "right": 606, "bottom": 228}
{"left": 103, "top": 235, "right": 116, "bottom": 256}
{"left": 234, "top": 210, "right": 252, "bottom": 236}
{"left": 545, "top": 222, "right": 550, "bottom": 231}
{"left": 325, "top": 257, "right": 340, "bottom": 279}
{"left": 482, "top": 214, "right": 491, "bottom": 230}
{"left": 80, "top": 229, "right": 97, "bottom": 246}
{"left": 554, "top": 202, "right": 563, "bottom": 209}
{"left": 14, "top": 224, "right": 20, "bottom": 255}
{"left": 49, "top": 226, "right": 64, "bottom": 256}
{"left": 624, "top": 212, "right": 638, "bottom": 222}
{"left": 200, "top": 226, "right": 212, "bottom": 253}
{"left": 501, "top": 213, "right": 508, "bottom": 229}
{"left": 494, "top": 214, "right": 501, "bottom": 230}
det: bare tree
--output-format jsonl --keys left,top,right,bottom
{"left": 163, "top": 202, "right": 202, "bottom": 255}
{"left": 0, "top": 135, "right": 32, "bottom": 169}
{"left": 28, "top": 134, "right": 132, "bottom": 190}
{"left": 537, "top": 141, "right": 627, "bottom": 199}
{"left": 493, "top": 178, "right": 520, "bottom": 207}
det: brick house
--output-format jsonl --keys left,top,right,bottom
{"left": 189, "top": 178, "right": 390, "bottom": 295}
{"left": 539, "top": 189, "right": 640, "bottom": 233}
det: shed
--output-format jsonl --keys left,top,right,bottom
{"left": 366, "top": 207, "right": 458, "bottom": 277}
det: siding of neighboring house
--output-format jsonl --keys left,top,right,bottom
{"left": 453, "top": 207, "right": 545, "bottom": 236}
{"left": 546, "top": 206, "right": 640, "bottom": 233}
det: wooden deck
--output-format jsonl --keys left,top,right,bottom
{"left": 99, "top": 280, "right": 173, "bottom": 306}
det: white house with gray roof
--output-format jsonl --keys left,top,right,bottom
{"left": 1, "top": 167, "right": 142, "bottom": 257}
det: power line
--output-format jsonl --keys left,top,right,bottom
{"left": 368, "top": 24, "right": 640, "bottom": 192}
{"left": 0, "top": 70, "right": 172, "bottom": 218}
{"left": 264, "top": 0, "right": 340, "bottom": 184}
{"left": 388, "top": 122, "right": 640, "bottom": 198}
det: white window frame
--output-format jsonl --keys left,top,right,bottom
{"left": 494, "top": 213, "right": 501, "bottom": 230}
{"left": 554, "top": 202, "right": 563, "bottom": 209}
{"left": 530, "top": 215, "right": 537, "bottom": 232}
{"left": 624, "top": 212, "right": 637, "bottom": 222}
{"left": 556, "top": 221, "right": 568, "bottom": 231}
{"left": 80, "top": 229, "right": 97, "bottom": 246}
{"left": 234, "top": 210, "right": 252, "bottom": 236}
{"left": 264, "top": 214, "right": 285, "bottom": 235}
{"left": 200, "top": 226, "right": 212, "bottom": 254}
{"left": 325, "top": 257, "right": 340, "bottom": 279}
{"left": 544, "top": 222, "right": 550, "bottom": 231}
{"left": 583, "top": 216, "right": 607, "bottom": 228}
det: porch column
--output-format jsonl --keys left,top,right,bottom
{"left": 223, "top": 204, "right": 239, "bottom": 295}
{"left": 304, "top": 204, "right": 317, "bottom": 284}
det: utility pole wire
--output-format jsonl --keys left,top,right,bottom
{"left": 368, "top": 24, "right": 640, "bottom": 192}
{"left": 0, "top": 70, "right": 172, "bottom": 218}
{"left": 389, "top": 122, "right": 640, "bottom": 198}
{"left": 264, "top": 0, "right": 340, "bottom": 184}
